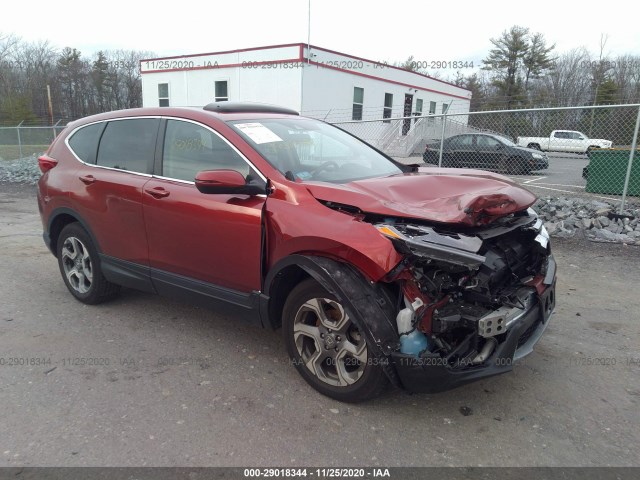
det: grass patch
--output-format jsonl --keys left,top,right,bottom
{"left": 0, "top": 145, "right": 49, "bottom": 160}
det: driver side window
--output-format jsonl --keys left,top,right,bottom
{"left": 450, "top": 135, "right": 473, "bottom": 148}
{"left": 162, "top": 120, "right": 252, "bottom": 182}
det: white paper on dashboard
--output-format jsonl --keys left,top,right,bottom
{"left": 235, "top": 123, "right": 283, "bottom": 144}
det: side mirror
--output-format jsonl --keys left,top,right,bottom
{"left": 195, "top": 169, "right": 265, "bottom": 196}
{"left": 496, "top": 143, "right": 504, "bottom": 150}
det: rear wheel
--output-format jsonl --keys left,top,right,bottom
{"left": 283, "top": 279, "right": 387, "bottom": 402}
{"left": 587, "top": 146, "right": 600, "bottom": 155}
{"left": 57, "top": 223, "right": 120, "bottom": 304}
{"left": 528, "top": 143, "right": 541, "bottom": 150}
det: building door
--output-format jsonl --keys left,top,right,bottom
{"left": 402, "top": 94, "right": 413, "bottom": 135}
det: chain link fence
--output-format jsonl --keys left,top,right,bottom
{"left": 331, "top": 104, "right": 640, "bottom": 212}
{"left": 2, "top": 105, "right": 640, "bottom": 214}
{"left": 0, "top": 122, "right": 65, "bottom": 161}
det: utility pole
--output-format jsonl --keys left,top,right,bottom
{"left": 307, "top": 0, "right": 311, "bottom": 65}
{"left": 47, "top": 85, "right": 54, "bottom": 125}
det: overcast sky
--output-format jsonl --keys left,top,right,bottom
{"left": 4, "top": 0, "right": 639, "bottom": 68}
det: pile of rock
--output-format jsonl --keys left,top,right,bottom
{"left": 0, "top": 154, "right": 42, "bottom": 184}
{"left": 534, "top": 196, "right": 640, "bottom": 245}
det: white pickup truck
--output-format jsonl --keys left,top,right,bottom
{"left": 517, "top": 130, "right": 612, "bottom": 154}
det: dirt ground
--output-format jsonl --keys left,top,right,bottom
{"left": 0, "top": 182, "right": 638, "bottom": 467}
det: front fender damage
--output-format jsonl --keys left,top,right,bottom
{"left": 266, "top": 254, "right": 404, "bottom": 388}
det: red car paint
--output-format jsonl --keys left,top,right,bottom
{"left": 303, "top": 170, "right": 536, "bottom": 227}
{"left": 38, "top": 106, "right": 537, "bottom": 293}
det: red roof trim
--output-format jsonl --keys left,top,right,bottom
{"left": 308, "top": 45, "right": 470, "bottom": 92}
{"left": 141, "top": 58, "right": 302, "bottom": 75}
{"left": 306, "top": 61, "right": 470, "bottom": 100}
{"left": 139, "top": 43, "right": 304, "bottom": 63}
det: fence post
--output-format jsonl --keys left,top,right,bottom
{"left": 619, "top": 106, "right": 640, "bottom": 214}
{"left": 52, "top": 119, "right": 62, "bottom": 140}
{"left": 16, "top": 121, "right": 24, "bottom": 160}
{"left": 438, "top": 114, "right": 447, "bottom": 168}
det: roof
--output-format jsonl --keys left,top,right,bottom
{"left": 140, "top": 42, "right": 472, "bottom": 94}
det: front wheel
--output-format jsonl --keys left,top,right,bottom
{"left": 283, "top": 279, "right": 388, "bottom": 402}
{"left": 506, "top": 157, "right": 529, "bottom": 175}
{"left": 57, "top": 223, "right": 120, "bottom": 304}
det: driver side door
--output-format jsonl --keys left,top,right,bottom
{"left": 475, "top": 135, "right": 505, "bottom": 171}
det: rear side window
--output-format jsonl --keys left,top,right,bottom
{"left": 97, "top": 119, "right": 160, "bottom": 173}
{"left": 477, "top": 136, "right": 500, "bottom": 148}
{"left": 68, "top": 123, "right": 105, "bottom": 164}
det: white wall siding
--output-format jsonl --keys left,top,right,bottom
{"left": 141, "top": 44, "right": 471, "bottom": 123}
{"left": 141, "top": 45, "right": 303, "bottom": 110}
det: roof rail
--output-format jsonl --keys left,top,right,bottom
{"left": 203, "top": 102, "right": 299, "bottom": 115}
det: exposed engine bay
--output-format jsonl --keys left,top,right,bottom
{"left": 376, "top": 207, "right": 554, "bottom": 368}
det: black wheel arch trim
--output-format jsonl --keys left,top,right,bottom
{"left": 46, "top": 207, "right": 102, "bottom": 257}
{"left": 262, "top": 254, "right": 402, "bottom": 385}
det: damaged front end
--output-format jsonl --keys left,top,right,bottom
{"left": 377, "top": 208, "right": 556, "bottom": 393}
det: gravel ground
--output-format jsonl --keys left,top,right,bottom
{"left": 535, "top": 196, "right": 640, "bottom": 245}
{"left": 0, "top": 154, "right": 42, "bottom": 184}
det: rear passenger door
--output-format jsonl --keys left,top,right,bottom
{"left": 69, "top": 118, "right": 159, "bottom": 265}
{"left": 552, "top": 131, "right": 570, "bottom": 152}
{"left": 143, "top": 118, "right": 266, "bottom": 294}
{"left": 475, "top": 135, "right": 504, "bottom": 170}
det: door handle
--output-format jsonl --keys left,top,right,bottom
{"left": 145, "top": 187, "right": 170, "bottom": 199}
{"left": 79, "top": 174, "right": 95, "bottom": 185}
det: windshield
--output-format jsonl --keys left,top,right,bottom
{"left": 228, "top": 118, "right": 403, "bottom": 183}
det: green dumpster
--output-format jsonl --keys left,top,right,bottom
{"left": 586, "top": 148, "right": 640, "bottom": 196}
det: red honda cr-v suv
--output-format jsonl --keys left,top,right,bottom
{"left": 37, "top": 102, "right": 556, "bottom": 402}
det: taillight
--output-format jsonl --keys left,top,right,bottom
{"left": 38, "top": 155, "right": 58, "bottom": 174}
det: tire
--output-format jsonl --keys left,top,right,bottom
{"left": 56, "top": 223, "right": 120, "bottom": 304}
{"left": 507, "top": 157, "right": 528, "bottom": 175}
{"left": 283, "top": 278, "right": 388, "bottom": 402}
{"left": 587, "top": 146, "right": 600, "bottom": 156}
{"left": 528, "top": 143, "right": 541, "bottom": 150}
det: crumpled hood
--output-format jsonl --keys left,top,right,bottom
{"left": 304, "top": 167, "right": 537, "bottom": 226}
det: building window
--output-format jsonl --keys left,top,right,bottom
{"left": 215, "top": 81, "right": 228, "bottom": 102}
{"left": 352, "top": 87, "right": 364, "bottom": 120}
{"left": 383, "top": 93, "right": 393, "bottom": 123}
{"left": 429, "top": 101, "right": 436, "bottom": 114}
{"left": 442, "top": 103, "right": 450, "bottom": 114}
{"left": 158, "top": 83, "right": 169, "bottom": 107}
{"left": 415, "top": 99, "right": 423, "bottom": 116}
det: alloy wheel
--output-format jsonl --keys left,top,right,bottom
{"left": 61, "top": 236, "right": 93, "bottom": 294}
{"left": 293, "top": 297, "right": 368, "bottom": 387}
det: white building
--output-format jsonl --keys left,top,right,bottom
{"left": 141, "top": 43, "right": 472, "bottom": 155}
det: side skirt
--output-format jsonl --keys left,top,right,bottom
{"left": 99, "top": 255, "right": 263, "bottom": 325}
